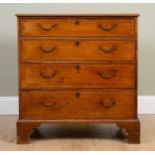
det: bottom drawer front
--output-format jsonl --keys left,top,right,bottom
{"left": 21, "top": 90, "right": 136, "bottom": 119}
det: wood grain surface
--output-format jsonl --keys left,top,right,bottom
{"left": 19, "top": 18, "right": 135, "bottom": 37}
{"left": 21, "top": 39, "right": 136, "bottom": 62}
{"left": 17, "top": 14, "right": 140, "bottom": 144}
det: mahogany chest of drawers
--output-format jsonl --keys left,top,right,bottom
{"left": 16, "top": 14, "right": 140, "bottom": 144}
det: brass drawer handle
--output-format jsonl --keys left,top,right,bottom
{"left": 99, "top": 45, "right": 117, "bottom": 53}
{"left": 38, "top": 23, "right": 57, "bottom": 31}
{"left": 41, "top": 101, "right": 57, "bottom": 108}
{"left": 99, "top": 97, "right": 115, "bottom": 108}
{"left": 98, "top": 24, "right": 117, "bottom": 31}
{"left": 40, "top": 46, "right": 56, "bottom": 53}
{"left": 40, "top": 70, "right": 57, "bottom": 79}
{"left": 98, "top": 69, "right": 116, "bottom": 79}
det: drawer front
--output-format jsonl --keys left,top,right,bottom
{"left": 21, "top": 63, "right": 135, "bottom": 89}
{"left": 21, "top": 39, "right": 136, "bottom": 62}
{"left": 20, "top": 90, "right": 136, "bottom": 119}
{"left": 20, "top": 18, "right": 135, "bottom": 37}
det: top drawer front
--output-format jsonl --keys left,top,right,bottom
{"left": 19, "top": 18, "right": 135, "bottom": 37}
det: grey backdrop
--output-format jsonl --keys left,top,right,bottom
{"left": 0, "top": 3, "right": 154, "bottom": 96}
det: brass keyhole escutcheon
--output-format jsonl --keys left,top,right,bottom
{"left": 75, "top": 20, "right": 80, "bottom": 25}
{"left": 75, "top": 40, "right": 80, "bottom": 46}
{"left": 75, "top": 64, "right": 80, "bottom": 73}
{"left": 76, "top": 92, "right": 80, "bottom": 98}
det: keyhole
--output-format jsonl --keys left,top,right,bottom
{"left": 76, "top": 92, "right": 80, "bottom": 98}
{"left": 75, "top": 41, "right": 80, "bottom": 46}
{"left": 75, "top": 20, "right": 80, "bottom": 25}
{"left": 75, "top": 64, "right": 80, "bottom": 72}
